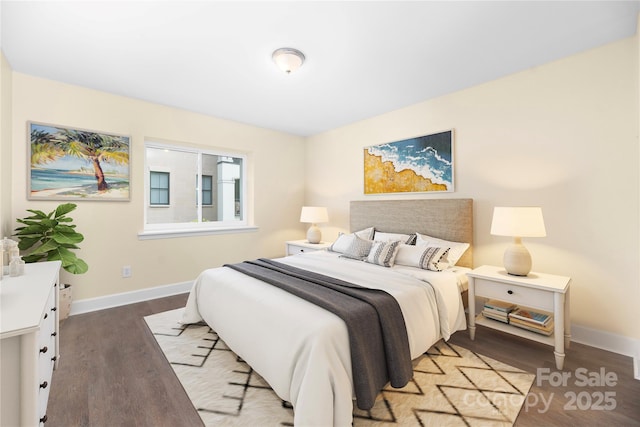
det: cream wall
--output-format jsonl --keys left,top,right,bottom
{"left": 10, "top": 73, "right": 306, "bottom": 301}
{"left": 0, "top": 52, "right": 12, "bottom": 239}
{"left": 306, "top": 37, "right": 640, "bottom": 347}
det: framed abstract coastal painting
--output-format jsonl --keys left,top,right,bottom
{"left": 364, "top": 130, "right": 454, "bottom": 194}
{"left": 28, "top": 122, "right": 130, "bottom": 201}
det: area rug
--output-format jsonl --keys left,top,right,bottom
{"left": 145, "top": 308, "right": 534, "bottom": 426}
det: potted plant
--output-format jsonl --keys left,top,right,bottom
{"left": 14, "top": 203, "right": 88, "bottom": 321}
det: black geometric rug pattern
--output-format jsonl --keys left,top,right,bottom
{"left": 145, "top": 309, "right": 534, "bottom": 426}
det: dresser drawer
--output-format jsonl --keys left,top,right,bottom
{"left": 38, "top": 378, "right": 51, "bottom": 425}
{"left": 474, "top": 278, "right": 554, "bottom": 312}
{"left": 38, "top": 331, "right": 56, "bottom": 384}
{"left": 38, "top": 288, "right": 56, "bottom": 351}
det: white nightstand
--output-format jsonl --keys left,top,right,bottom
{"left": 285, "top": 240, "right": 331, "bottom": 256}
{"left": 467, "top": 265, "right": 571, "bottom": 370}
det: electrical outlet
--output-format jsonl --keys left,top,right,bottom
{"left": 122, "top": 265, "right": 132, "bottom": 278}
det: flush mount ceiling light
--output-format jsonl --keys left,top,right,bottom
{"left": 272, "top": 47, "right": 305, "bottom": 74}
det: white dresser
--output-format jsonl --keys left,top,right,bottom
{"left": 1, "top": 261, "right": 62, "bottom": 426}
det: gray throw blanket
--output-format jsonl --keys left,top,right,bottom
{"left": 224, "top": 258, "right": 413, "bottom": 410}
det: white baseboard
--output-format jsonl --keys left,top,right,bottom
{"left": 572, "top": 323, "right": 640, "bottom": 380}
{"left": 635, "top": 342, "right": 640, "bottom": 381}
{"left": 73, "top": 283, "right": 640, "bottom": 380}
{"left": 69, "top": 281, "right": 193, "bottom": 316}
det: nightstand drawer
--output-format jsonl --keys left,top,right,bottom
{"left": 288, "top": 244, "right": 309, "bottom": 255}
{"left": 285, "top": 240, "right": 331, "bottom": 256}
{"left": 474, "top": 278, "right": 554, "bottom": 311}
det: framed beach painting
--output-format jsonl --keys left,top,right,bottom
{"left": 364, "top": 130, "right": 454, "bottom": 194}
{"left": 28, "top": 122, "right": 130, "bottom": 201}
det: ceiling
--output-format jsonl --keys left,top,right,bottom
{"left": 1, "top": 1, "right": 639, "bottom": 136}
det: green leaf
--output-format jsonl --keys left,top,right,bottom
{"left": 17, "top": 236, "right": 42, "bottom": 251}
{"left": 39, "top": 218, "right": 58, "bottom": 229}
{"left": 54, "top": 203, "right": 77, "bottom": 218}
{"left": 52, "top": 224, "right": 83, "bottom": 242}
{"left": 24, "top": 209, "right": 48, "bottom": 219}
{"left": 30, "top": 238, "right": 60, "bottom": 255}
{"left": 47, "top": 247, "right": 87, "bottom": 274}
{"left": 53, "top": 224, "right": 78, "bottom": 233}
{"left": 59, "top": 243, "right": 81, "bottom": 250}
{"left": 64, "top": 258, "right": 88, "bottom": 275}
{"left": 14, "top": 224, "right": 46, "bottom": 236}
{"left": 15, "top": 219, "right": 43, "bottom": 227}
{"left": 23, "top": 254, "right": 46, "bottom": 263}
{"left": 46, "top": 246, "right": 72, "bottom": 263}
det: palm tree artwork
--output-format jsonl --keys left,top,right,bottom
{"left": 29, "top": 123, "right": 130, "bottom": 200}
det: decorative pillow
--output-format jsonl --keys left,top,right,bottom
{"left": 354, "top": 227, "right": 375, "bottom": 240}
{"left": 394, "top": 244, "right": 451, "bottom": 271}
{"left": 373, "top": 231, "right": 416, "bottom": 245}
{"left": 415, "top": 233, "right": 469, "bottom": 266}
{"left": 340, "top": 235, "right": 374, "bottom": 260}
{"left": 366, "top": 240, "right": 401, "bottom": 267}
{"left": 328, "top": 232, "right": 355, "bottom": 254}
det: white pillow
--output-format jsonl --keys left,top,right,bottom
{"left": 329, "top": 233, "right": 355, "bottom": 254}
{"left": 366, "top": 240, "right": 401, "bottom": 267}
{"left": 394, "top": 244, "right": 450, "bottom": 272}
{"left": 354, "top": 227, "right": 374, "bottom": 240}
{"left": 416, "top": 233, "right": 469, "bottom": 266}
{"left": 373, "top": 231, "right": 416, "bottom": 245}
{"left": 330, "top": 228, "right": 374, "bottom": 254}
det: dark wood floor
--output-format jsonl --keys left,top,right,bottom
{"left": 48, "top": 294, "right": 640, "bottom": 426}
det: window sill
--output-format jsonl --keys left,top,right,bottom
{"left": 138, "top": 225, "right": 258, "bottom": 240}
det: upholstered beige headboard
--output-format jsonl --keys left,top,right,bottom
{"left": 350, "top": 199, "right": 474, "bottom": 268}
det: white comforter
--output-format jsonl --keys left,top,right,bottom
{"left": 182, "top": 251, "right": 467, "bottom": 426}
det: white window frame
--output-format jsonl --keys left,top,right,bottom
{"left": 140, "top": 141, "right": 255, "bottom": 240}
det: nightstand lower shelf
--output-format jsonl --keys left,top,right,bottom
{"left": 475, "top": 315, "right": 555, "bottom": 346}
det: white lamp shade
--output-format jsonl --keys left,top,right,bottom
{"left": 490, "top": 207, "right": 546, "bottom": 238}
{"left": 300, "top": 206, "right": 328, "bottom": 224}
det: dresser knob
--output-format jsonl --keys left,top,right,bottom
{"left": 44, "top": 313, "right": 48, "bottom": 320}
{"left": 51, "top": 307, "right": 57, "bottom": 312}
{"left": 51, "top": 356, "right": 58, "bottom": 362}
{"left": 40, "top": 414, "right": 48, "bottom": 423}
{"left": 507, "top": 290, "right": 514, "bottom": 295}
{"left": 40, "top": 381, "right": 48, "bottom": 389}
{"left": 51, "top": 332, "right": 57, "bottom": 337}
{"left": 40, "top": 346, "right": 48, "bottom": 354}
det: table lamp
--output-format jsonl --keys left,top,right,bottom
{"left": 300, "top": 206, "right": 329, "bottom": 244}
{"left": 490, "top": 207, "right": 546, "bottom": 276}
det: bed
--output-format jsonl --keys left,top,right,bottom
{"left": 182, "top": 198, "right": 473, "bottom": 426}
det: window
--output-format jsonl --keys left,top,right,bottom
{"left": 150, "top": 171, "right": 170, "bottom": 205}
{"left": 142, "top": 142, "right": 251, "bottom": 238}
{"left": 201, "top": 175, "right": 213, "bottom": 206}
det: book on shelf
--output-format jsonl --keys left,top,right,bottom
{"left": 482, "top": 311, "right": 509, "bottom": 324}
{"left": 483, "top": 299, "right": 518, "bottom": 313}
{"left": 509, "top": 317, "right": 554, "bottom": 336}
{"left": 509, "top": 308, "right": 552, "bottom": 325}
{"left": 482, "top": 307, "right": 513, "bottom": 318}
